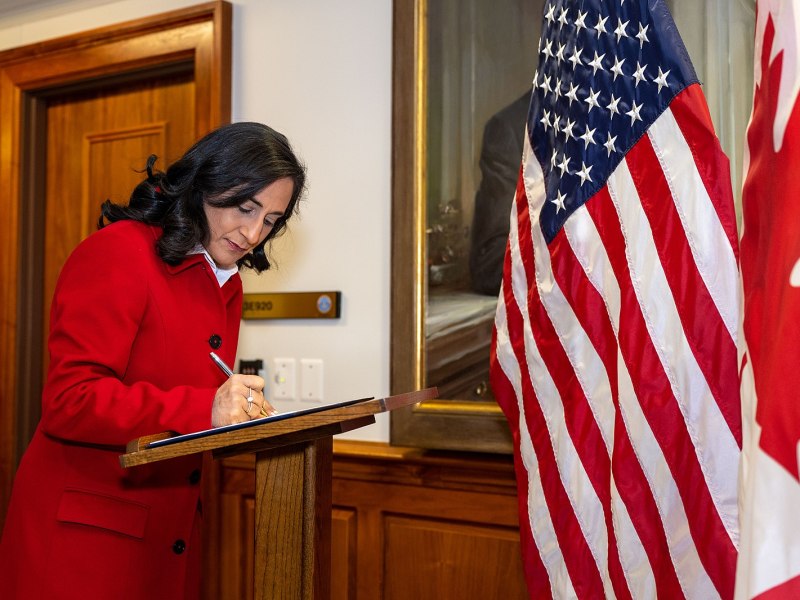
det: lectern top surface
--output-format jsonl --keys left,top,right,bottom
{"left": 147, "top": 396, "right": 373, "bottom": 449}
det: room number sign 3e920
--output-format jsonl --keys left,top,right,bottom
{"left": 241, "top": 291, "right": 341, "bottom": 320}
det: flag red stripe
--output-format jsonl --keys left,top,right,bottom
{"left": 516, "top": 190, "right": 632, "bottom": 600}
{"left": 626, "top": 135, "right": 742, "bottom": 446}
{"left": 548, "top": 226, "right": 687, "bottom": 600}
{"left": 491, "top": 266, "right": 552, "bottom": 599}
{"left": 586, "top": 186, "right": 737, "bottom": 599}
{"left": 668, "top": 86, "right": 741, "bottom": 264}
{"left": 489, "top": 340, "right": 553, "bottom": 600}
{"left": 492, "top": 243, "right": 524, "bottom": 423}
{"left": 502, "top": 191, "right": 607, "bottom": 598}
{"left": 547, "top": 231, "right": 618, "bottom": 402}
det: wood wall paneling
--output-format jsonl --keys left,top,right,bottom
{"left": 209, "top": 442, "right": 527, "bottom": 599}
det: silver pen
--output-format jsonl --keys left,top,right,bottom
{"left": 209, "top": 351, "right": 257, "bottom": 414}
{"left": 209, "top": 351, "right": 234, "bottom": 377}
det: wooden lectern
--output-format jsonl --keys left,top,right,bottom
{"left": 119, "top": 388, "right": 437, "bottom": 599}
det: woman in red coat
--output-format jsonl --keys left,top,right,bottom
{"left": 0, "top": 122, "right": 306, "bottom": 599}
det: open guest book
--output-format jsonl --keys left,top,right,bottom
{"left": 146, "top": 396, "right": 373, "bottom": 448}
{"left": 120, "top": 388, "right": 438, "bottom": 468}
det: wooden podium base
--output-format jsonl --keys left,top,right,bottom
{"left": 254, "top": 439, "right": 331, "bottom": 599}
{"left": 121, "top": 390, "right": 437, "bottom": 600}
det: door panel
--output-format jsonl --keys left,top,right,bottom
{"left": 43, "top": 73, "right": 196, "bottom": 377}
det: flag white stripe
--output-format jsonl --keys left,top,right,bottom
{"left": 563, "top": 206, "right": 622, "bottom": 335}
{"left": 526, "top": 151, "right": 615, "bottom": 454}
{"left": 607, "top": 158, "right": 740, "bottom": 543}
{"left": 528, "top": 136, "right": 670, "bottom": 600}
{"left": 564, "top": 186, "right": 718, "bottom": 597}
{"left": 611, "top": 479, "right": 657, "bottom": 600}
{"left": 512, "top": 149, "right": 616, "bottom": 599}
{"left": 616, "top": 353, "right": 721, "bottom": 600}
{"left": 494, "top": 241, "right": 577, "bottom": 599}
{"left": 647, "top": 109, "right": 739, "bottom": 341}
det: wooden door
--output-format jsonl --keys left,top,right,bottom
{"left": 0, "top": 0, "right": 231, "bottom": 534}
{"left": 43, "top": 72, "right": 197, "bottom": 377}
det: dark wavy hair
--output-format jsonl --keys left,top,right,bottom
{"left": 98, "top": 122, "right": 306, "bottom": 273}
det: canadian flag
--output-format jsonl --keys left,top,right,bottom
{"left": 737, "top": 0, "right": 800, "bottom": 598}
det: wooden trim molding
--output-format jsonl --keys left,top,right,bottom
{"left": 389, "top": 0, "right": 514, "bottom": 453}
{"left": 0, "top": 0, "right": 232, "bottom": 531}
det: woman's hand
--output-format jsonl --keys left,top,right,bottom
{"left": 211, "top": 374, "right": 278, "bottom": 427}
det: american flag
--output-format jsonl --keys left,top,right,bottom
{"left": 490, "top": 1, "right": 742, "bottom": 598}
{"left": 737, "top": 1, "right": 800, "bottom": 598}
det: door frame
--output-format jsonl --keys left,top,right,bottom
{"left": 0, "top": 0, "right": 231, "bottom": 532}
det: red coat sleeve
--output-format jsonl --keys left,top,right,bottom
{"left": 40, "top": 223, "right": 223, "bottom": 446}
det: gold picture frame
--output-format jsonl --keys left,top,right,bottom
{"left": 390, "top": 0, "right": 541, "bottom": 453}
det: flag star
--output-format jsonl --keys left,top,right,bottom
{"left": 626, "top": 100, "right": 644, "bottom": 124}
{"left": 607, "top": 93, "right": 621, "bottom": 118}
{"left": 636, "top": 23, "right": 650, "bottom": 46}
{"left": 562, "top": 118, "right": 575, "bottom": 140}
{"left": 554, "top": 77, "right": 563, "bottom": 98}
{"left": 551, "top": 190, "right": 567, "bottom": 212}
{"left": 545, "top": 4, "right": 556, "bottom": 24}
{"left": 577, "top": 162, "right": 593, "bottom": 185}
{"left": 540, "top": 109, "right": 551, "bottom": 131}
{"left": 654, "top": 67, "right": 671, "bottom": 92}
{"left": 588, "top": 51, "right": 605, "bottom": 74}
{"left": 551, "top": 150, "right": 559, "bottom": 169}
{"left": 585, "top": 88, "right": 601, "bottom": 112}
{"left": 575, "top": 11, "right": 588, "bottom": 34}
{"left": 633, "top": 62, "right": 648, "bottom": 87}
{"left": 556, "top": 43, "right": 566, "bottom": 63}
{"left": 553, "top": 117, "right": 561, "bottom": 135}
{"left": 543, "top": 39, "right": 554, "bottom": 60}
{"left": 610, "top": 56, "right": 626, "bottom": 80}
{"left": 614, "top": 18, "right": 630, "bottom": 43}
{"left": 594, "top": 15, "right": 608, "bottom": 36}
{"left": 557, "top": 154, "right": 571, "bottom": 175}
{"left": 564, "top": 82, "right": 579, "bottom": 105}
{"left": 558, "top": 8, "right": 569, "bottom": 28}
{"left": 540, "top": 74, "right": 552, "bottom": 94}
{"left": 604, "top": 132, "right": 618, "bottom": 156}
{"left": 579, "top": 126, "right": 597, "bottom": 149}
{"left": 569, "top": 46, "right": 583, "bottom": 69}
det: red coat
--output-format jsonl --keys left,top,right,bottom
{"left": 0, "top": 221, "right": 243, "bottom": 599}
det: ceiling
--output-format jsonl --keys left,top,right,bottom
{"left": 0, "top": 0, "right": 58, "bottom": 16}
{"left": 0, "top": 0, "right": 116, "bottom": 20}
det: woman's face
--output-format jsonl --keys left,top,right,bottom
{"left": 203, "top": 177, "right": 294, "bottom": 269}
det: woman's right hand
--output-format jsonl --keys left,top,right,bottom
{"left": 211, "top": 374, "right": 277, "bottom": 427}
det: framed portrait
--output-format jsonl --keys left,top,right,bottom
{"left": 390, "top": 0, "right": 543, "bottom": 452}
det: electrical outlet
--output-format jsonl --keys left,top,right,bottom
{"left": 272, "top": 357, "right": 296, "bottom": 400}
{"left": 238, "top": 358, "right": 263, "bottom": 375}
{"left": 300, "top": 359, "right": 323, "bottom": 402}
